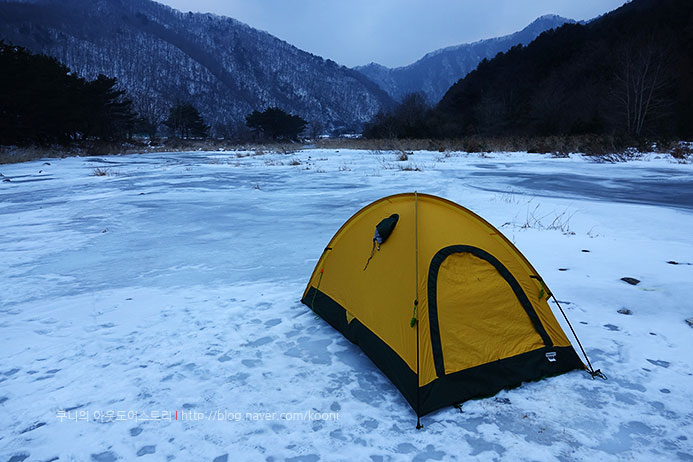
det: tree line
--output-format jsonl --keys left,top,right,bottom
{"left": 0, "top": 42, "right": 309, "bottom": 146}
{"left": 0, "top": 42, "right": 135, "bottom": 145}
{"left": 364, "top": 0, "right": 693, "bottom": 142}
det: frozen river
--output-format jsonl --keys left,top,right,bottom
{"left": 1, "top": 150, "right": 692, "bottom": 462}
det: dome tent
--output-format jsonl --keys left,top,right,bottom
{"left": 301, "top": 193, "right": 590, "bottom": 422}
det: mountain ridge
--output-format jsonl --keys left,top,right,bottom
{"left": 354, "top": 14, "right": 574, "bottom": 103}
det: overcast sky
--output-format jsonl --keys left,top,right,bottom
{"left": 156, "top": 0, "right": 628, "bottom": 68}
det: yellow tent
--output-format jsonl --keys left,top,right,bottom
{"left": 301, "top": 193, "right": 587, "bottom": 419}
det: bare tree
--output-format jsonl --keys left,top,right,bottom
{"left": 611, "top": 35, "right": 672, "bottom": 136}
{"left": 307, "top": 120, "right": 324, "bottom": 140}
{"left": 133, "top": 94, "right": 167, "bottom": 139}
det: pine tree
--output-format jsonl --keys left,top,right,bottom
{"left": 0, "top": 42, "right": 137, "bottom": 145}
{"left": 245, "top": 107, "right": 307, "bottom": 140}
{"left": 81, "top": 74, "right": 136, "bottom": 141}
{"left": 164, "top": 103, "right": 209, "bottom": 139}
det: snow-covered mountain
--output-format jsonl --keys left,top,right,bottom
{"left": 355, "top": 15, "right": 574, "bottom": 103}
{"left": 0, "top": 0, "right": 395, "bottom": 133}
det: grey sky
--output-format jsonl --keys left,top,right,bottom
{"left": 156, "top": 0, "right": 628, "bottom": 68}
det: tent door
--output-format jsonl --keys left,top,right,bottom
{"left": 428, "top": 245, "right": 553, "bottom": 378}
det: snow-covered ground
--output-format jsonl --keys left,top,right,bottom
{"left": 1, "top": 149, "right": 692, "bottom": 462}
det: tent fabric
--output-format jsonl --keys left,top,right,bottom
{"left": 301, "top": 193, "right": 585, "bottom": 417}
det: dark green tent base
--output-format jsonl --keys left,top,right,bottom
{"left": 302, "top": 287, "right": 585, "bottom": 417}
{"left": 418, "top": 345, "right": 584, "bottom": 415}
{"left": 303, "top": 286, "right": 419, "bottom": 410}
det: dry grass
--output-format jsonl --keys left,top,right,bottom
{"left": 0, "top": 145, "right": 70, "bottom": 165}
{"left": 1, "top": 135, "right": 689, "bottom": 165}
{"left": 92, "top": 167, "right": 109, "bottom": 176}
{"left": 0, "top": 139, "right": 307, "bottom": 164}
{"left": 670, "top": 142, "right": 693, "bottom": 162}
{"left": 315, "top": 137, "right": 439, "bottom": 152}
{"left": 92, "top": 167, "right": 118, "bottom": 177}
{"left": 501, "top": 203, "right": 576, "bottom": 235}
{"left": 315, "top": 135, "right": 684, "bottom": 160}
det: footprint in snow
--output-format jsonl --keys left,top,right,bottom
{"left": 205, "top": 347, "right": 223, "bottom": 356}
{"left": 183, "top": 362, "right": 197, "bottom": 371}
{"left": 136, "top": 445, "right": 156, "bottom": 457}
{"left": 255, "top": 302, "right": 272, "bottom": 311}
{"left": 465, "top": 436, "right": 507, "bottom": 457}
{"left": 241, "top": 359, "right": 262, "bottom": 368}
{"left": 329, "top": 428, "right": 347, "bottom": 441}
{"left": 395, "top": 443, "right": 417, "bottom": 454}
{"left": 19, "top": 421, "right": 46, "bottom": 434}
{"left": 91, "top": 452, "right": 118, "bottom": 462}
{"left": 362, "top": 418, "right": 378, "bottom": 430}
{"left": 245, "top": 336, "right": 273, "bottom": 347}
{"left": 7, "top": 454, "right": 30, "bottom": 462}
{"left": 285, "top": 455, "right": 319, "bottom": 462}
{"left": 413, "top": 445, "right": 446, "bottom": 462}
{"left": 225, "top": 372, "right": 249, "bottom": 385}
{"left": 646, "top": 359, "right": 670, "bottom": 368}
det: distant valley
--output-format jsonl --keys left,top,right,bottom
{"left": 354, "top": 15, "right": 573, "bottom": 103}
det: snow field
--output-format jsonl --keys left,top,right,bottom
{"left": 1, "top": 149, "right": 692, "bottom": 461}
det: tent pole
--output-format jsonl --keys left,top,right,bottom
{"left": 415, "top": 191, "right": 423, "bottom": 429}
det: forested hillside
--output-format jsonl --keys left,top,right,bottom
{"left": 436, "top": 0, "right": 693, "bottom": 138}
{"left": 365, "top": 0, "right": 693, "bottom": 141}
{"left": 0, "top": 0, "right": 394, "bottom": 135}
